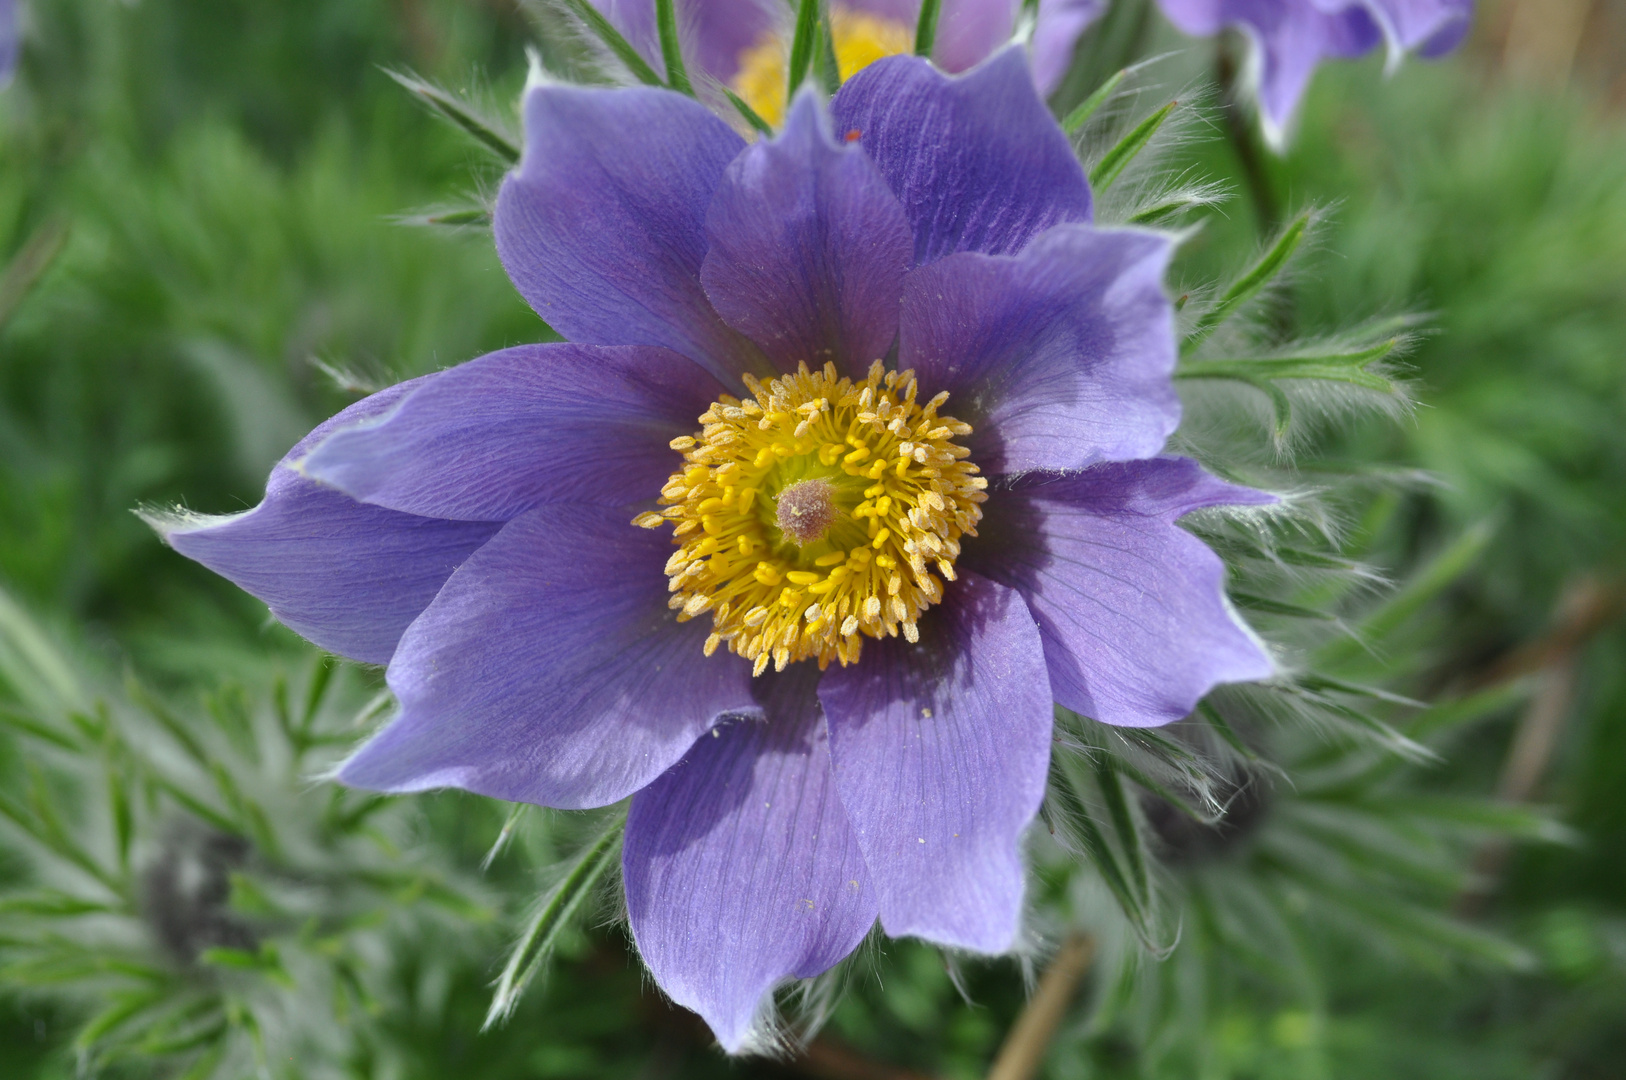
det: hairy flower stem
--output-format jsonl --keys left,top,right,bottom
{"left": 1216, "top": 38, "right": 1281, "bottom": 235}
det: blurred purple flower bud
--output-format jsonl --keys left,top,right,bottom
{"left": 1, "top": 0, "right": 18, "bottom": 89}
{"left": 1156, "top": 0, "right": 1474, "bottom": 145}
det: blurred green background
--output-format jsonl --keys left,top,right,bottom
{"left": 1, "top": 0, "right": 1623, "bottom": 1077}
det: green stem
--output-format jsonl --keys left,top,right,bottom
{"left": 1216, "top": 36, "right": 1281, "bottom": 234}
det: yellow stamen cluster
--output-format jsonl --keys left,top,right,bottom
{"left": 633, "top": 361, "right": 987, "bottom": 676}
{"left": 731, "top": 7, "right": 914, "bottom": 129}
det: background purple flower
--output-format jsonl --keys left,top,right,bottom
{"left": 588, "top": 0, "right": 1106, "bottom": 106}
{"left": 1, "top": 0, "right": 18, "bottom": 89}
{"left": 1156, "top": 0, "right": 1474, "bottom": 143}
{"left": 155, "top": 50, "right": 1270, "bottom": 1050}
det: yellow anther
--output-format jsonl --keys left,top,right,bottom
{"left": 642, "top": 361, "right": 982, "bottom": 674}
{"left": 632, "top": 511, "right": 665, "bottom": 529}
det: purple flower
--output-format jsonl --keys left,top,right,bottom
{"left": 152, "top": 50, "right": 1271, "bottom": 1050}
{"left": 589, "top": 0, "right": 1105, "bottom": 123}
{"left": 1, "top": 0, "right": 18, "bottom": 89}
{"left": 1156, "top": 0, "right": 1473, "bottom": 144}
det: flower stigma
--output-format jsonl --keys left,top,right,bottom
{"left": 731, "top": 7, "right": 913, "bottom": 128}
{"left": 633, "top": 361, "right": 987, "bottom": 677}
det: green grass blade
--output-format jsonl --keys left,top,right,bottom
{"left": 1090, "top": 99, "right": 1176, "bottom": 191}
{"left": 0, "top": 893, "right": 121, "bottom": 917}
{"left": 786, "top": 0, "right": 821, "bottom": 102}
{"left": 914, "top": 0, "right": 942, "bottom": 57}
{"left": 1407, "top": 682, "right": 1526, "bottom": 742}
{"left": 818, "top": 13, "right": 842, "bottom": 94}
{"left": 484, "top": 814, "right": 624, "bottom": 1029}
{"left": 1198, "top": 701, "right": 1262, "bottom": 762}
{"left": 384, "top": 70, "right": 521, "bottom": 165}
{"left": 556, "top": 0, "right": 665, "bottom": 86}
{"left": 1128, "top": 195, "right": 1204, "bottom": 225}
{"left": 1051, "top": 754, "right": 1149, "bottom": 933}
{"left": 1177, "top": 340, "right": 1401, "bottom": 395}
{"left": 75, "top": 989, "right": 169, "bottom": 1052}
{"left": 721, "top": 87, "right": 774, "bottom": 135}
{"left": 416, "top": 207, "right": 492, "bottom": 227}
{"left": 482, "top": 802, "right": 532, "bottom": 871}
{"left": 1063, "top": 67, "right": 1128, "bottom": 133}
{"left": 0, "top": 217, "right": 70, "bottom": 330}
{"left": 1228, "top": 592, "right": 1338, "bottom": 621}
{"left": 654, "top": 0, "right": 694, "bottom": 95}
{"left": 1183, "top": 210, "right": 1311, "bottom": 355}
{"left": 1316, "top": 516, "right": 1498, "bottom": 670}
{"left": 1095, "top": 758, "right": 1151, "bottom": 906}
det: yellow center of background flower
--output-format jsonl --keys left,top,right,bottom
{"left": 634, "top": 361, "right": 987, "bottom": 676}
{"left": 730, "top": 8, "right": 915, "bottom": 128}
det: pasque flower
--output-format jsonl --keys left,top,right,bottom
{"left": 152, "top": 50, "right": 1271, "bottom": 1049}
{"left": 1, "top": 0, "right": 18, "bottom": 88}
{"left": 588, "top": 0, "right": 1105, "bottom": 121}
{"left": 1156, "top": 0, "right": 1474, "bottom": 144}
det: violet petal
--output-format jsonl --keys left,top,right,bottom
{"left": 900, "top": 224, "right": 1179, "bottom": 476}
{"left": 626, "top": 670, "right": 876, "bottom": 1052}
{"left": 1362, "top": 0, "right": 1473, "bottom": 55}
{"left": 702, "top": 90, "right": 912, "bottom": 377}
{"left": 831, "top": 48, "right": 1092, "bottom": 266}
{"left": 967, "top": 457, "right": 1274, "bottom": 728}
{"left": 300, "top": 344, "right": 719, "bottom": 521}
{"left": 1157, "top": 1, "right": 1382, "bottom": 141}
{"left": 338, "top": 504, "right": 755, "bottom": 809}
{"left": 819, "top": 573, "right": 1052, "bottom": 953}
{"left": 494, "top": 83, "right": 767, "bottom": 385}
{"left": 151, "top": 379, "right": 500, "bottom": 665}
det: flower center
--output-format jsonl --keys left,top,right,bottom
{"left": 730, "top": 7, "right": 914, "bottom": 129}
{"left": 634, "top": 361, "right": 986, "bottom": 677}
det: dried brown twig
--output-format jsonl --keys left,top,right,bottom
{"left": 984, "top": 934, "right": 1096, "bottom": 1080}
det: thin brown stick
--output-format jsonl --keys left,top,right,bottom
{"left": 0, "top": 217, "right": 69, "bottom": 330}
{"left": 985, "top": 934, "right": 1096, "bottom": 1080}
{"left": 1456, "top": 576, "right": 1624, "bottom": 916}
